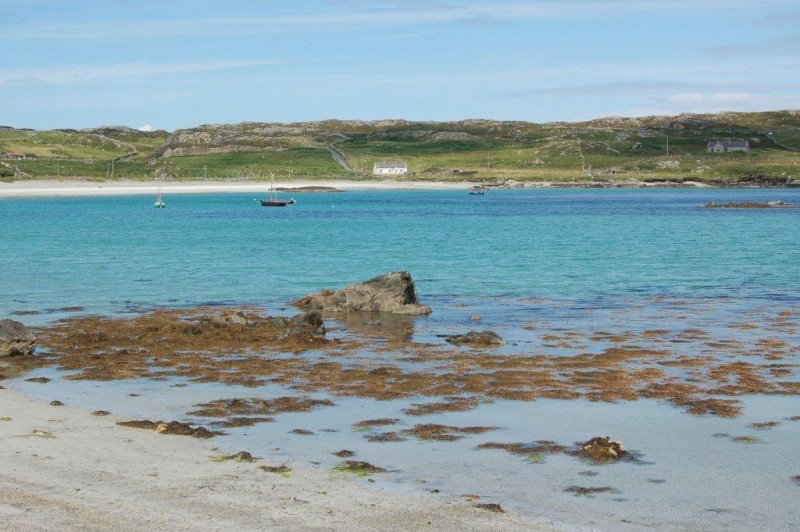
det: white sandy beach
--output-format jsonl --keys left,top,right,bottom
{"left": 0, "top": 388, "right": 559, "bottom": 531}
{"left": 0, "top": 180, "right": 476, "bottom": 199}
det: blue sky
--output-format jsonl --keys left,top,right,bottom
{"left": 1, "top": 0, "right": 799, "bottom": 131}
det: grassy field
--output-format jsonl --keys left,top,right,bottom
{"left": 150, "top": 149, "right": 344, "bottom": 179}
{"left": 2, "top": 111, "right": 799, "bottom": 183}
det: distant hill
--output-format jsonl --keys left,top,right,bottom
{"left": 2, "top": 111, "right": 799, "bottom": 185}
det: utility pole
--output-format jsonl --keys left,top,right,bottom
{"left": 666, "top": 135, "right": 670, "bottom": 159}
{"left": 203, "top": 165, "right": 208, "bottom": 179}
{"left": 56, "top": 161, "right": 60, "bottom": 179}
{"left": 111, "top": 159, "right": 115, "bottom": 178}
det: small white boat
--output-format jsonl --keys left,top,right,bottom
{"left": 154, "top": 182, "right": 166, "bottom": 208}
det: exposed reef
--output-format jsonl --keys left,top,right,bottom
{"left": 18, "top": 298, "right": 800, "bottom": 420}
{"left": 702, "top": 201, "right": 799, "bottom": 209}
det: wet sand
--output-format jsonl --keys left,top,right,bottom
{"left": 0, "top": 388, "right": 559, "bottom": 531}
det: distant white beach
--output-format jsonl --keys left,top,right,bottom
{"left": 0, "top": 180, "right": 474, "bottom": 198}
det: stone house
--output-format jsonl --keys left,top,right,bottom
{"left": 372, "top": 161, "right": 408, "bottom": 176}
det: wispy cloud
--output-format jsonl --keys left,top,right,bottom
{"left": 1, "top": 0, "right": 796, "bottom": 40}
{"left": 624, "top": 91, "right": 800, "bottom": 117}
{"left": 667, "top": 91, "right": 755, "bottom": 106}
{"left": 711, "top": 33, "right": 800, "bottom": 58}
{"left": 500, "top": 80, "right": 800, "bottom": 98}
{"left": 0, "top": 59, "right": 282, "bottom": 87}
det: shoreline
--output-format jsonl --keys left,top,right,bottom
{"left": 0, "top": 387, "right": 557, "bottom": 531}
{"left": 1, "top": 178, "right": 797, "bottom": 199}
{"left": 0, "top": 180, "right": 472, "bottom": 199}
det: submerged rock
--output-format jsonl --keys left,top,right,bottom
{"left": 333, "top": 460, "right": 387, "bottom": 476}
{"left": 212, "top": 451, "right": 255, "bottom": 463}
{"left": 211, "top": 309, "right": 326, "bottom": 337}
{"left": 445, "top": 330, "right": 503, "bottom": 347}
{"left": 702, "top": 201, "right": 796, "bottom": 209}
{"left": 293, "top": 271, "right": 432, "bottom": 315}
{"left": 260, "top": 464, "right": 291, "bottom": 476}
{"left": 0, "top": 319, "right": 36, "bottom": 357}
{"left": 288, "top": 311, "right": 326, "bottom": 335}
{"left": 474, "top": 503, "right": 505, "bottom": 513}
{"left": 564, "top": 485, "right": 615, "bottom": 495}
{"left": 117, "top": 419, "right": 225, "bottom": 439}
{"left": 333, "top": 449, "right": 355, "bottom": 458}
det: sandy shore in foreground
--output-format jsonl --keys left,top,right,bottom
{"left": 0, "top": 180, "right": 474, "bottom": 198}
{"left": 0, "top": 388, "right": 558, "bottom": 531}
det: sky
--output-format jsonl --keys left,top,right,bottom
{"left": 1, "top": 0, "right": 799, "bottom": 131}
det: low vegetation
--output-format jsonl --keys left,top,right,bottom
{"left": 1, "top": 110, "right": 799, "bottom": 184}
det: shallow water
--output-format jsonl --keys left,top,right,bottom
{"left": 2, "top": 188, "right": 800, "bottom": 530}
{"left": 3, "top": 188, "right": 800, "bottom": 317}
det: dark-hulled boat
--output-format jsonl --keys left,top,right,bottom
{"left": 260, "top": 175, "right": 295, "bottom": 207}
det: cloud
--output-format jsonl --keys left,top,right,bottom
{"left": 666, "top": 92, "right": 754, "bottom": 106}
{"left": 137, "top": 124, "right": 154, "bottom": 132}
{"left": 2, "top": 0, "right": 796, "bottom": 40}
{"left": 0, "top": 59, "right": 281, "bottom": 87}
{"left": 501, "top": 80, "right": 800, "bottom": 99}
{"left": 711, "top": 33, "right": 800, "bottom": 58}
{"left": 638, "top": 90, "right": 800, "bottom": 116}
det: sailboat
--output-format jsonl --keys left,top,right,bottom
{"left": 260, "top": 175, "right": 295, "bottom": 207}
{"left": 154, "top": 181, "right": 166, "bottom": 208}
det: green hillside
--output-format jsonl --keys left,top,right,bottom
{"left": 2, "top": 110, "right": 799, "bottom": 184}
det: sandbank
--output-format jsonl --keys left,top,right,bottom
{"left": 0, "top": 180, "right": 474, "bottom": 199}
{"left": 0, "top": 388, "right": 558, "bottom": 531}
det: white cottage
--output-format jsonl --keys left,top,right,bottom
{"left": 373, "top": 161, "right": 408, "bottom": 176}
{"left": 707, "top": 139, "right": 750, "bottom": 153}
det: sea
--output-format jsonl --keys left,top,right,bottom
{"left": 2, "top": 188, "right": 799, "bottom": 530}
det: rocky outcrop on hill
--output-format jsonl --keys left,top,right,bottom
{"left": 152, "top": 122, "right": 351, "bottom": 160}
{"left": 293, "top": 271, "right": 432, "bottom": 315}
{"left": 0, "top": 319, "right": 36, "bottom": 357}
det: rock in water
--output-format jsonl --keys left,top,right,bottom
{"left": 293, "top": 271, "right": 432, "bottom": 315}
{"left": 445, "top": 331, "right": 503, "bottom": 347}
{"left": 0, "top": 319, "right": 36, "bottom": 357}
{"left": 573, "top": 436, "right": 628, "bottom": 462}
{"left": 288, "top": 311, "right": 326, "bottom": 335}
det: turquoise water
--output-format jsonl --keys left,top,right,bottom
{"left": 3, "top": 188, "right": 800, "bottom": 530}
{"left": 3, "top": 188, "right": 800, "bottom": 318}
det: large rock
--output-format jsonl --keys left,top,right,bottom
{"left": 0, "top": 319, "right": 36, "bottom": 357}
{"left": 293, "top": 271, "right": 432, "bottom": 315}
